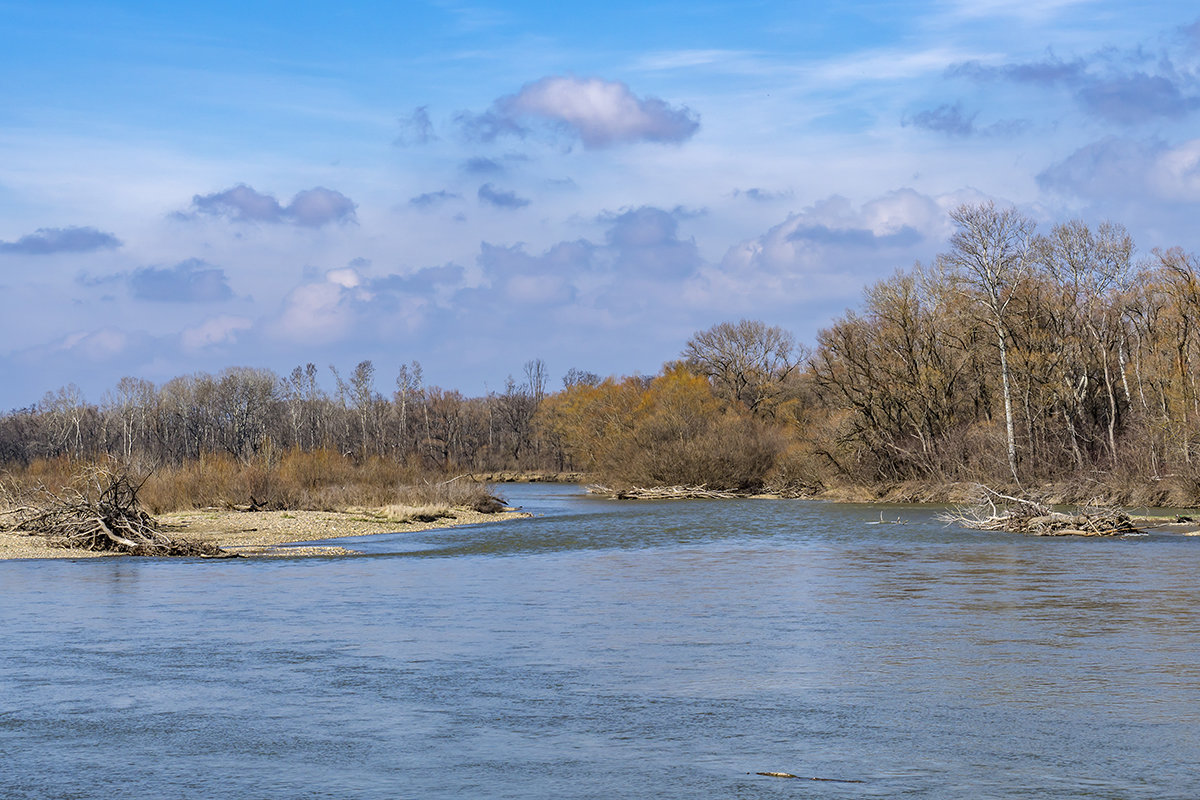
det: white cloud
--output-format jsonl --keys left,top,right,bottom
{"left": 57, "top": 328, "right": 128, "bottom": 360}
{"left": 180, "top": 316, "right": 253, "bottom": 351}
{"left": 722, "top": 189, "right": 945, "bottom": 274}
{"left": 326, "top": 267, "right": 363, "bottom": 289}
{"left": 703, "top": 189, "right": 953, "bottom": 311}
{"left": 271, "top": 268, "right": 374, "bottom": 344}
{"left": 274, "top": 281, "right": 353, "bottom": 344}
{"left": 184, "top": 185, "right": 357, "bottom": 227}
{"left": 464, "top": 76, "right": 700, "bottom": 148}
{"left": 1038, "top": 137, "right": 1200, "bottom": 203}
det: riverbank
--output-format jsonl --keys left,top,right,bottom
{"left": 0, "top": 505, "right": 531, "bottom": 560}
{"left": 810, "top": 477, "right": 1200, "bottom": 510}
{"left": 588, "top": 476, "right": 1200, "bottom": 511}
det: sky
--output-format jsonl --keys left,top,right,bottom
{"left": 2, "top": 0, "right": 1199, "bottom": 409}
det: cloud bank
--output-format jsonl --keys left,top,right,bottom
{"left": 0, "top": 226, "right": 122, "bottom": 255}
{"left": 183, "top": 185, "right": 357, "bottom": 227}
{"left": 129, "top": 259, "right": 234, "bottom": 303}
{"left": 949, "top": 48, "right": 1200, "bottom": 125}
{"left": 478, "top": 183, "right": 531, "bottom": 209}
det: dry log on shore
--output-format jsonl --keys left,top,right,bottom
{"left": 937, "top": 485, "right": 1141, "bottom": 536}
{"left": 587, "top": 484, "right": 743, "bottom": 500}
{"left": 1, "top": 465, "right": 232, "bottom": 557}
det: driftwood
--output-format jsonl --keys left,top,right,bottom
{"left": 938, "top": 485, "right": 1140, "bottom": 536}
{"left": 587, "top": 484, "right": 742, "bottom": 500}
{"left": 754, "top": 772, "right": 865, "bottom": 783}
{"left": 1, "top": 465, "right": 232, "bottom": 557}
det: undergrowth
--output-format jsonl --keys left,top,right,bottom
{"left": 3, "top": 450, "right": 504, "bottom": 515}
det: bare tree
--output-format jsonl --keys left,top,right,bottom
{"left": 394, "top": 360, "right": 423, "bottom": 458}
{"left": 1039, "top": 220, "right": 1133, "bottom": 465}
{"left": 562, "top": 368, "right": 601, "bottom": 388}
{"left": 106, "top": 376, "right": 156, "bottom": 464}
{"left": 40, "top": 384, "right": 89, "bottom": 459}
{"left": 683, "top": 319, "right": 803, "bottom": 416}
{"left": 349, "top": 360, "right": 379, "bottom": 457}
{"left": 212, "top": 367, "right": 278, "bottom": 463}
{"left": 524, "top": 358, "right": 547, "bottom": 404}
{"left": 938, "top": 202, "right": 1036, "bottom": 484}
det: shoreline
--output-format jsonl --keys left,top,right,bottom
{"left": 0, "top": 506, "right": 531, "bottom": 561}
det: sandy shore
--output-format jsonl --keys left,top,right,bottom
{"left": 0, "top": 506, "right": 531, "bottom": 560}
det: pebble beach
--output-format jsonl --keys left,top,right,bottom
{"left": 0, "top": 506, "right": 530, "bottom": 560}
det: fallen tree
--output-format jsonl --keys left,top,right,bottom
{"left": 587, "top": 484, "right": 743, "bottom": 500}
{"left": 938, "top": 485, "right": 1140, "bottom": 536}
{"left": 1, "top": 465, "right": 231, "bottom": 557}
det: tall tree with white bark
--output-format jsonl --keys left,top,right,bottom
{"left": 938, "top": 202, "right": 1036, "bottom": 484}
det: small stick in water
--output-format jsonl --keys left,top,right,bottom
{"left": 754, "top": 771, "right": 865, "bottom": 783}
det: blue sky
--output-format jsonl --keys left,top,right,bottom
{"left": 2, "top": 0, "right": 1199, "bottom": 408}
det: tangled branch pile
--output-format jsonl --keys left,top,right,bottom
{"left": 587, "top": 484, "right": 742, "bottom": 500}
{"left": 938, "top": 486, "right": 1140, "bottom": 536}
{"left": 2, "top": 466, "right": 229, "bottom": 556}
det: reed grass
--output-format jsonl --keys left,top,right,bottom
{"left": 2, "top": 450, "right": 503, "bottom": 515}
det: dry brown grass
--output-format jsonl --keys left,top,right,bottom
{"left": 3, "top": 451, "right": 504, "bottom": 515}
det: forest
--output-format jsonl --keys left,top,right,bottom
{"left": 6, "top": 201, "right": 1200, "bottom": 508}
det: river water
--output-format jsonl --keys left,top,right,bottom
{"left": 2, "top": 484, "right": 1198, "bottom": 799}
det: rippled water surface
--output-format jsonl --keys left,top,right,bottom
{"left": 3, "top": 484, "right": 1199, "bottom": 799}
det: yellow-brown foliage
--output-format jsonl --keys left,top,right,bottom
{"left": 540, "top": 364, "right": 784, "bottom": 490}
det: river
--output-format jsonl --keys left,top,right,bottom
{"left": 2, "top": 484, "right": 1198, "bottom": 799}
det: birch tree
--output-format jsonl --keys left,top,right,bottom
{"left": 938, "top": 202, "right": 1036, "bottom": 484}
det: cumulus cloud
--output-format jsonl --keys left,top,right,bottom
{"left": 950, "top": 54, "right": 1086, "bottom": 86}
{"left": 453, "top": 108, "right": 527, "bottom": 143}
{"left": 409, "top": 190, "right": 462, "bottom": 208}
{"left": 733, "top": 187, "right": 792, "bottom": 202}
{"left": 57, "top": 328, "right": 129, "bottom": 361}
{"left": 477, "top": 242, "right": 584, "bottom": 305}
{"left": 478, "top": 183, "right": 530, "bottom": 209}
{"left": 269, "top": 262, "right": 462, "bottom": 346}
{"left": 1185, "top": 18, "right": 1200, "bottom": 50}
{"left": 904, "top": 101, "right": 978, "bottom": 136}
{"left": 288, "top": 188, "right": 358, "bottom": 227}
{"left": 715, "top": 190, "right": 948, "bottom": 304}
{"left": 180, "top": 316, "right": 253, "bottom": 350}
{"left": 129, "top": 259, "right": 234, "bottom": 303}
{"left": 271, "top": 267, "right": 379, "bottom": 344}
{"left": 1037, "top": 136, "right": 1200, "bottom": 202}
{"left": 602, "top": 206, "right": 701, "bottom": 278}
{"left": 274, "top": 281, "right": 355, "bottom": 344}
{"left": 395, "top": 105, "right": 436, "bottom": 146}
{"left": 903, "top": 102, "right": 1030, "bottom": 137}
{"left": 468, "top": 205, "right": 703, "bottom": 312}
{"left": 459, "top": 76, "right": 699, "bottom": 148}
{"left": 787, "top": 223, "right": 923, "bottom": 248}
{"left": 183, "top": 184, "right": 357, "bottom": 227}
{"left": 0, "top": 226, "right": 122, "bottom": 255}
{"left": 949, "top": 48, "right": 1200, "bottom": 125}
{"left": 462, "top": 156, "right": 504, "bottom": 174}
{"left": 370, "top": 264, "right": 465, "bottom": 294}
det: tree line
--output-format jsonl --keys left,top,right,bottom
{"left": 8, "top": 202, "right": 1200, "bottom": 502}
{"left": 0, "top": 359, "right": 555, "bottom": 473}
